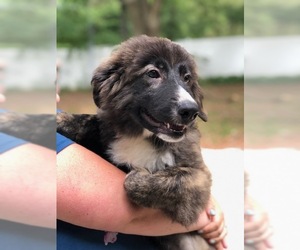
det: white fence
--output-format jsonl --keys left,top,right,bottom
{"left": 245, "top": 36, "right": 300, "bottom": 77}
{"left": 1, "top": 36, "right": 300, "bottom": 90}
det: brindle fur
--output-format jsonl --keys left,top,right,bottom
{"left": 0, "top": 112, "right": 56, "bottom": 150}
{"left": 58, "top": 35, "right": 213, "bottom": 249}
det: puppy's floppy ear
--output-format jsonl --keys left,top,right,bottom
{"left": 91, "top": 61, "right": 124, "bottom": 109}
{"left": 191, "top": 82, "right": 208, "bottom": 122}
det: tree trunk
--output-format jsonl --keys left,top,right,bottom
{"left": 120, "top": 0, "right": 161, "bottom": 36}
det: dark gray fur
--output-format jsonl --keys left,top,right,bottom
{"left": 0, "top": 112, "right": 56, "bottom": 150}
{"left": 57, "top": 35, "right": 213, "bottom": 250}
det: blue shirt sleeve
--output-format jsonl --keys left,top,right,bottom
{"left": 0, "top": 132, "right": 28, "bottom": 154}
{"left": 56, "top": 133, "right": 74, "bottom": 153}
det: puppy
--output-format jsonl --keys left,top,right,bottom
{"left": 57, "top": 35, "right": 213, "bottom": 250}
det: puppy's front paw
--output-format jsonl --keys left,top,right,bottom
{"left": 124, "top": 169, "right": 152, "bottom": 206}
{"left": 124, "top": 167, "right": 211, "bottom": 227}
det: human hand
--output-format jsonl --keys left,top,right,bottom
{"left": 56, "top": 93, "right": 60, "bottom": 103}
{"left": 199, "top": 196, "right": 227, "bottom": 250}
{"left": 0, "top": 85, "right": 6, "bottom": 103}
{"left": 0, "top": 93, "right": 5, "bottom": 103}
{"left": 244, "top": 195, "right": 273, "bottom": 250}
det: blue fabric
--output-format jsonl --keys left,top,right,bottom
{"left": 0, "top": 110, "right": 27, "bottom": 153}
{"left": 57, "top": 220, "right": 156, "bottom": 250}
{"left": 0, "top": 132, "right": 27, "bottom": 154}
{"left": 0, "top": 220, "right": 55, "bottom": 250}
{"left": 0, "top": 109, "right": 8, "bottom": 113}
{"left": 56, "top": 133, "right": 74, "bottom": 153}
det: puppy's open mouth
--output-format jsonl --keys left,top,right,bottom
{"left": 140, "top": 108, "right": 186, "bottom": 136}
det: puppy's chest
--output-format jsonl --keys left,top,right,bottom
{"left": 107, "top": 136, "right": 175, "bottom": 172}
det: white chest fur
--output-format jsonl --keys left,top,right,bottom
{"left": 108, "top": 136, "right": 175, "bottom": 172}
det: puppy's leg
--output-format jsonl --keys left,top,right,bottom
{"left": 124, "top": 166, "right": 211, "bottom": 226}
{"left": 0, "top": 112, "right": 56, "bottom": 149}
{"left": 57, "top": 113, "right": 98, "bottom": 141}
{"left": 57, "top": 113, "right": 107, "bottom": 155}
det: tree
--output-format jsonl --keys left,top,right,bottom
{"left": 120, "top": 0, "right": 162, "bottom": 37}
{"left": 57, "top": 0, "right": 244, "bottom": 47}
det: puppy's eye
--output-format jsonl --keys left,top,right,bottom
{"left": 183, "top": 74, "right": 191, "bottom": 83}
{"left": 147, "top": 70, "right": 160, "bottom": 78}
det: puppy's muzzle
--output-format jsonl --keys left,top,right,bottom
{"left": 177, "top": 101, "right": 199, "bottom": 124}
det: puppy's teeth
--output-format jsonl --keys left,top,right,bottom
{"left": 166, "top": 123, "right": 170, "bottom": 129}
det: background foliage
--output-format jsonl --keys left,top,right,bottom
{"left": 0, "top": 0, "right": 55, "bottom": 47}
{"left": 57, "top": 0, "right": 244, "bottom": 47}
{"left": 245, "top": 0, "right": 300, "bottom": 36}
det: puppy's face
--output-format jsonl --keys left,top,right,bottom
{"left": 131, "top": 58, "right": 207, "bottom": 142}
{"left": 92, "top": 35, "right": 207, "bottom": 142}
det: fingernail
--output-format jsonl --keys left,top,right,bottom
{"left": 265, "top": 238, "right": 274, "bottom": 248}
{"left": 209, "top": 208, "right": 216, "bottom": 216}
{"left": 245, "top": 209, "right": 255, "bottom": 216}
{"left": 245, "top": 239, "right": 254, "bottom": 245}
{"left": 222, "top": 238, "right": 228, "bottom": 248}
{"left": 209, "top": 239, "right": 216, "bottom": 244}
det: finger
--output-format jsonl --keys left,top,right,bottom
{"left": 208, "top": 208, "right": 217, "bottom": 220}
{"left": 221, "top": 238, "right": 228, "bottom": 249}
{"left": 209, "top": 225, "right": 228, "bottom": 243}
{"left": 264, "top": 237, "right": 274, "bottom": 248}
{"left": 244, "top": 208, "right": 255, "bottom": 219}
{"left": 200, "top": 210, "right": 224, "bottom": 234}
{"left": 245, "top": 219, "right": 269, "bottom": 239}
{"left": 200, "top": 222, "right": 221, "bottom": 236}
{"left": 0, "top": 94, "right": 6, "bottom": 103}
{"left": 245, "top": 226, "right": 273, "bottom": 245}
{"left": 209, "top": 235, "right": 228, "bottom": 250}
{"left": 253, "top": 240, "right": 273, "bottom": 250}
{"left": 244, "top": 212, "right": 269, "bottom": 233}
{"left": 252, "top": 242, "right": 269, "bottom": 250}
{"left": 202, "top": 221, "right": 225, "bottom": 239}
{"left": 213, "top": 242, "right": 224, "bottom": 250}
{"left": 203, "top": 224, "right": 227, "bottom": 247}
{"left": 244, "top": 208, "right": 255, "bottom": 226}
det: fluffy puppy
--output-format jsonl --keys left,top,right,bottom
{"left": 57, "top": 35, "right": 213, "bottom": 250}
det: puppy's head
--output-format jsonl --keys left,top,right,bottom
{"left": 92, "top": 35, "right": 207, "bottom": 142}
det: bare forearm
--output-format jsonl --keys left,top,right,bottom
{"left": 57, "top": 143, "right": 210, "bottom": 236}
{"left": 119, "top": 207, "right": 210, "bottom": 236}
{"left": 0, "top": 144, "right": 56, "bottom": 228}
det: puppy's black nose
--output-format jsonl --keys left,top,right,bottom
{"left": 178, "top": 101, "right": 199, "bottom": 124}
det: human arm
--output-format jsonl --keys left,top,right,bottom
{"left": 57, "top": 142, "right": 214, "bottom": 236}
{"left": 0, "top": 142, "right": 56, "bottom": 228}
